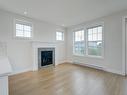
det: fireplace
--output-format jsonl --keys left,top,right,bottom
{"left": 38, "top": 48, "right": 55, "bottom": 68}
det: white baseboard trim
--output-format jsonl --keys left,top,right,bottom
{"left": 56, "top": 60, "right": 68, "bottom": 65}
{"left": 73, "top": 62, "right": 104, "bottom": 70}
{"left": 104, "top": 68, "right": 125, "bottom": 76}
{"left": 68, "top": 62, "right": 124, "bottom": 76}
{"left": 9, "top": 67, "right": 32, "bottom": 76}
{"left": 66, "top": 60, "right": 73, "bottom": 63}
{"left": 10, "top": 60, "right": 67, "bottom": 75}
{"left": 9, "top": 62, "right": 125, "bottom": 76}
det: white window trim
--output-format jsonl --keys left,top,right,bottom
{"left": 86, "top": 23, "right": 104, "bottom": 58}
{"left": 14, "top": 19, "right": 34, "bottom": 40}
{"left": 73, "top": 22, "right": 104, "bottom": 59}
{"left": 73, "top": 28, "right": 85, "bottom": 56}
{"left": 56, "top": 30, "right": 64, "bottom": 41}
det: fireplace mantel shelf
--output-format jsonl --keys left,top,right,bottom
{"left": 32, "top": 41, "right": 56, "bottom": 48}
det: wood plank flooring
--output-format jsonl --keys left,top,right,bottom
{"left": 9, "top": 63, "right": 127, "bottom": 95}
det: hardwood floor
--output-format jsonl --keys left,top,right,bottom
{"left": 9, "top": 63, "right": 127, "bottom": 95}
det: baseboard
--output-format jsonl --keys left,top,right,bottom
{"left": 9, "top": 62, "right": 125, "bottom": 76}
{"left": 73, "top": 62, "right": 104, "bottom": 70}
{"left": 9, "top": 67, "right": 32, "bottom": 76}
{"left": 68, "top": 62, "right": 124, "bottom": 76}
{"left": 66, "top": 60, "right": 73, "bottom": 63}
{"left": 104, "top": 68, "right": 125, "bottom": 76}
{"left": 56, "top": 60, "right": 68, "bottom": 65}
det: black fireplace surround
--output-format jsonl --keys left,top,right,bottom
{"left": 38, "top": 48, "right": 55, "bottom": 68}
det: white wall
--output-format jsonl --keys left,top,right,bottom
{"left": 0, "top": 10, "right": 67, "bottom": 74}
{"left": 1, "top": 9, "right": 127, "bottom": 75}
{"left": 67, "top": 10, "right": 127, "bottom": 75}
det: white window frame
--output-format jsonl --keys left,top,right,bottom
{"left": 73, "top": 22, "right": 104, "bottom": 59}
{"left": 86, "top": 24, "right": 104, "bottom": 58}
{"left": 14, "top": 19, "right": 33, "bottom": 39}
{"left": 73, "top": 29, "right": 85, "bottom": 56}
{"left": 56, "top": 31, "right": 64, "bottom": 41}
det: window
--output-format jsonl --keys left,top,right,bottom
{"left": 87, "top": 26, "right": 103, "bottom": 56}
{"left": 73, "top": 25, "right": 104, "bottom": 57}
{"left": 15, "top": 19, "right": 33, "bottom": 38}
{"left": 56, "top": 32, "right": 64, "bottom": 41}
{"left": 73, "top": 30, "right": 85, "bottom": 55}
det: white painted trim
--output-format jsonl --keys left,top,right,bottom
{"left": 66, "top": 59, "right": 73, "bottom": 63}
{"left": 104, "top": 68, "right": 124, "bottom": 75}
{"left": 122, "top": 16, "right": 127, "bottom": 75}
{"left": 10, "top": 60, "right": 67, "bottom": 75}
{"left": 9, "top": 62, "right": 124, "bottom": 76}
{"left": 13, "top": 18, "right": 34, "bottom": 40}
{"left": 32, "top": 42, "right": 57, "bottom": 71}
{"left": 73, "top": 62, "right": 104, "bottom": 70}
{"left": 73, "top": 54, "right": 104, "bottom": 59}
{"left": 0, "top": 76, "right": 8, "bottom": 95}
{"left": 9, "top": 67, "right": 32, "bottom": 76}
{"left": 68, "top": 62, "right": 124, "bottom": 75}
{"left": 56, "top": 60, "right": 67, "bottom": 65}
{"left": 85, "top": 22, "right": 105, "bottom": 58}
{"left": 73, "top": 29, "right": 85, "bottom": 55}
{"left": 72, "top": 22, "right": 104, "bottom": 58}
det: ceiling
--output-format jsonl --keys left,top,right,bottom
{"left": 0, "top": 0, "right": 127, "bottom": 27}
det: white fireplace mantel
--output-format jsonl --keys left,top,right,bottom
{"left": 32, "top": 41, "right": 57, "bottom": 71}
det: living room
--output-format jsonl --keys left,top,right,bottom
{"left": 0, "top": 0, "right": 127, "bottom": 95}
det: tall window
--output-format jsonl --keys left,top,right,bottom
{"left": 56, "top": 32, "right": 64, "bottom": 41}
{"left": 15, "top": 19, "right": 32, "bottom": 38}
{"left": 74, "top": 30, "right": 85, "bottom": 55}
{"left": 87, "top": 26, "right": 103, "bottom": 56}
{"left": 73, "top": 25, "right": 103, "bottom": 57}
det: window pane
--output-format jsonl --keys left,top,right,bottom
{"left": 24, "top": 26, "right": 31, "bottom": 31}
{"left": 74, "top": 42, "right": 85, "bottom": 55}
{"left": 15, "top": 20, "right": 32, "bottom": 38}
{"left": 16, "top": 30, "right": 23, "bottom": 37}
{"left": 24, "top": 31, "right": 31, "bottom": 37}
{"left": 98, "top": 26, "right": 102, "bottom": 40}
{"left": 75, "top": 30, "right": 84, "bottom": 41}
{"left": 88, "top": 41, "right": 102, "bottom": 56}
{"left": 87, "top": 26, "right": 103, "bottom": 56}
{"left": 75, "top": 32, "right": 78, "bottom": 41}
{"left": 93, "top": 28, "right": 97, "bottom": 41}
{"left": 88, "top": 35, "right": 92, "bottom": 41}
{"left": 98, "top": 33, "right": 102, "bottom": 40}
{"left": 93, "top": 27, "right": 97, "bottom": 34}
{"left": 98, "top": 26, "right": 102, "bottom": 34}
{"left": 56, "top": 32, "right": 64, "bottom": 41}
{"left": 74, "top": 30, "right": 85, "bottom": 55}
{"left": 97, "top": 41, "right": 102, "bottom": 48}
{"left": 88, "top": 47, "right": 102, "bottom": 56}
{"left": 88, "top": 41, "right": 97, "bottom": 48}
{"left": 16, "top": 24, "right": 23, "bottom": 30}
{"left": 59, "top": 36, "right": 62, "bottom": 40}
{"left": 88, "top": 29, "right": 92, "bottom": 35}
{"left": 88, "top": 41, "right": 102, "bottom": 48}
{"left": 93, "top": 33, "right": 97, "bottom": 41}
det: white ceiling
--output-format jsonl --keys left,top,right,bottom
{"left": 0, "top": 0, "right": 127, "bottom": 27}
